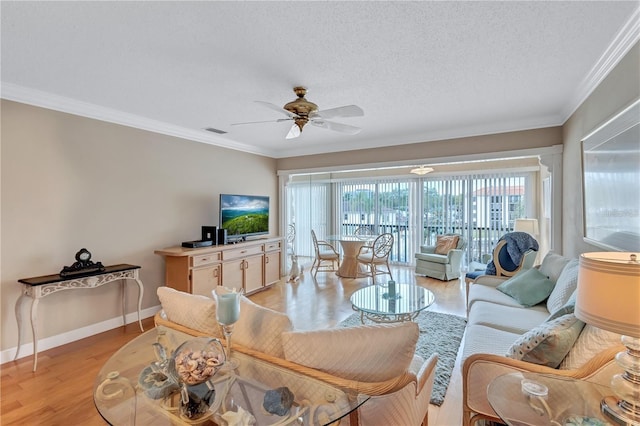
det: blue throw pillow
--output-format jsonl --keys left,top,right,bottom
{"left": 496, "top": 268, "right": 555, "bottom": 307}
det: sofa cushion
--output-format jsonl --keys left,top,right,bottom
{"left": 559, "top": 324, "right": 622, "bottom": 369}
{"left": 546, "top": 289, "right": 577, "bottom": 322}
{"left": 233, "top": 296, "right": 294, "bottom": 358}
{"left": 546, "top": 259, "right": 579, "bottom": 314}
{"left": 461, "top": 324, "right": 522, "bottom": 361}
{"left": 157, "top": 286, "right": 220, "bottom": 337}
{"left": 435, "top": 235, "right": 459, "bottom": 254}
{"left": 538, "top": 252, "right": 571, "bottom": 284}
{"left": 496, "top": 268, "right": 555, "bottom": 307}
{"left": 281, "top": 322, "right": 418, "bottom": 382}
{"left": 468, "top": 283, "right": 535, "bottom": 311}
{"left": 468, "top": 301, "right": 549, "bottom": 334}
{"left": 415, "top": 252, "right": 449, "bottom": 264}
{"left": 506, "top": 313, "right": 585, "bottom": 368}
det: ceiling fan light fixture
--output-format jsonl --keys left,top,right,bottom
{"left": 410, "top": 165, "right": 434, "bottom": 175}
{"left": 233, "top": 87, "right": 364, "bottom": 139}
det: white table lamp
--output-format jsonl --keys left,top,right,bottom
{"left": 514, "top": 218, "right": 539, "bottom": 236}
{"left": 574, "top": 252, "right": 640, "bottom": 425}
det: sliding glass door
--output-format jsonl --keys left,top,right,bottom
{"left": 421, "top": 172, "right": 535, "bottom": 265}
{"left": 335, "top": 179, "right": 418, "bottom": 263}
{"left": 284, "top": 169, "right": 537, "bottom": 269}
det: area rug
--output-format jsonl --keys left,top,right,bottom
{"left": 338, "top": 310, "right": 466, "bottom": 406}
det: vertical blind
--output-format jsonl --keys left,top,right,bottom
{"left": 287, "top": 179, "right": 331, "bottom": 258}
{"left": 422, "top": 172, "right": 532, "bottom": 264}
{"left": 335, "top": 179, "right": 418, "bottom": 263}
{"left": 286, "top": 170, "right": 536, "bottom": 267}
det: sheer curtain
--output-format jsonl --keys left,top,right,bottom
{"left": 286, "top": 178, "right": 332, "bottom": 259}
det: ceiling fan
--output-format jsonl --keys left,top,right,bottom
{"left": 232, "top": 87, "right": 364, "bottom": 139}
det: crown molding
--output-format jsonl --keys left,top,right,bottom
{"left": 0, "top": 83, "right": 276, "bottom": 158}
{"left": 562, "top": 7, "right": 640, "bottom": 121}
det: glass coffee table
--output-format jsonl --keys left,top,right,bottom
{"left": 350, "top": 283, "right": 435, "bottom": 323}
{"left": 487, "top": 372, "right": 613, "bottom": 426}
{"left": 94, "top": 326, "right": 368, "bottom": 425}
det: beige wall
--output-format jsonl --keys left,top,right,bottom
{"left": 2, "top": 42, "right": 637, "bottom": 357}
{"left": 1, "top": 100, "right": 278, "bottom": 354}
{"left": 276, "top": 127, "right": 563, "bottom": 171}
{"left": 562, "top": 42, "right": 640, "bottom": 258}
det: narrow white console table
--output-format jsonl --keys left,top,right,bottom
{"left": 14, "top": 264, "right": 145, "bottom": 371}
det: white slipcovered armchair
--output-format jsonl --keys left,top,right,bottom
{"left": 415, "top": 234, "right": 466, "bottom": 281}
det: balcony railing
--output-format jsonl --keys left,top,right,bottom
{"left": 340, "top": 223, "right": 515, "bottom": 265}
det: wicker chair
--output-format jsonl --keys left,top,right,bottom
{"left": 310, "top": 229, "right": 340, "bottom": 278}
{"left": 356, "top": 233, "right": 394, "bottom": 283}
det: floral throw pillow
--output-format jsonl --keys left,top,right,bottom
{"left": 506, "top": 313, "right": 584, "bottom": 368}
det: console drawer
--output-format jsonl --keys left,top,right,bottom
{"left": 264, "top": 241, "right": 281, "bottom": 251}
{"left": 222, "top": 245, "right": 263, "bottom": 260}
{"left": 191, "top": 252, "right": 221, "bottom": 267}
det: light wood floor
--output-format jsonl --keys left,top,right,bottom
{"left": 0, "top": 263, "right": 467, "bottom": 425}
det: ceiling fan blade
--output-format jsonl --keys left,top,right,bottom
{"left": 311, "top": 119, "right": 362, "bottom": 135}
{"left": 313, "top": 105, "right": 364, "bottom": 119}
{"left": 255, "top": 101, "right": 298, "bottom": 118}
{"left": 231, "top": 118, "right": 291, "bottom": 126}
{"left": 285, "top": 124, "right": 301, "bottom": 139}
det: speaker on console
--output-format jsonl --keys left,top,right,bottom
{"left": 201, "top": 226, "right": 217, "bottom": 241}
{"left": 217, "top": 228, "right": 227, "bottom": 245}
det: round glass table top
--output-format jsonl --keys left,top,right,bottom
{"left": 94, "top": 327, "right": 368, "bottom": 425}
{"left": 350, "top": 284, "right": 435, "bottom": 322}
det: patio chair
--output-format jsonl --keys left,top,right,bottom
{"left": 354, "top": 225, "right": 375, "bottom": 238}
{"left": 356, "top": 233, "right": 394, "bottom": 283}
{"left": 310, "top": 230, "right": 340, "bottom": 278}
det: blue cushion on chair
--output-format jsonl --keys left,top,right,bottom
{"left": 465, "top": 270, "right": 486, "bottom": 281}
{"left": 498, "top": 244, "right": 518, "bottom": 272}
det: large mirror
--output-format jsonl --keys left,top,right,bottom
{"left": 581, "top": 99, "right": 640, "bottom": 251}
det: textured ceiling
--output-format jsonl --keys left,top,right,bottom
{"left": 1, "top": 1, "right": 638, "bottom": 158}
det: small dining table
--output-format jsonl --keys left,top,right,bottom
{"left": 326, "top": 235, "right": 376, "bottom": 278}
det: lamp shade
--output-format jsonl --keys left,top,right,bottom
{"left": 575, "top": 252, "right": 640, "bottom": 338}
{"left": 514, "top": 218, "right": 539, "bottom": 235}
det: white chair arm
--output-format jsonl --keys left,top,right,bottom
{"left": 419, "top": 245, "right": 436, "bottom": 254}
{"left": 414, "top": 353, "right": 438, "bottom": 396}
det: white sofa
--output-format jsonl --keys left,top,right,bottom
{"left": 461, "top": 252, "right": 623, "bottom": 426}
{"left": 155, "top": 286, "right": 438, "bottom": 426}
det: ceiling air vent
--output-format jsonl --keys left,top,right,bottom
{"left": 204, "top": 127, "right": 227, "bottom": 135}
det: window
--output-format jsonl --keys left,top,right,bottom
{"left": 284, "top": 167, "right": 537, "bottom": 268}
{"left": 336, "top": 179, "right": 418, "bottom": 263}
{"left": 421, "top": 172, "right": 533, "bottom": 263}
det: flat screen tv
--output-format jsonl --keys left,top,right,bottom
{"left": 219, "top": 194, "right": 269, "bottom": 242}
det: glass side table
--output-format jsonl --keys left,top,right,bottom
{"left": 94, "top": 327, "right": 368, "bottom": 425}
{"left": 487, "top": 372, "right": 614, "bottom": 426}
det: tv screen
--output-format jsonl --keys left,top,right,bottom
{"left": 219, "top": 194, "right": 269, "bottom": 241}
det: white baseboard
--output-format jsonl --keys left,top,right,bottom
{"left": 1, "top": 305, "right": 161, "bottom": 365}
